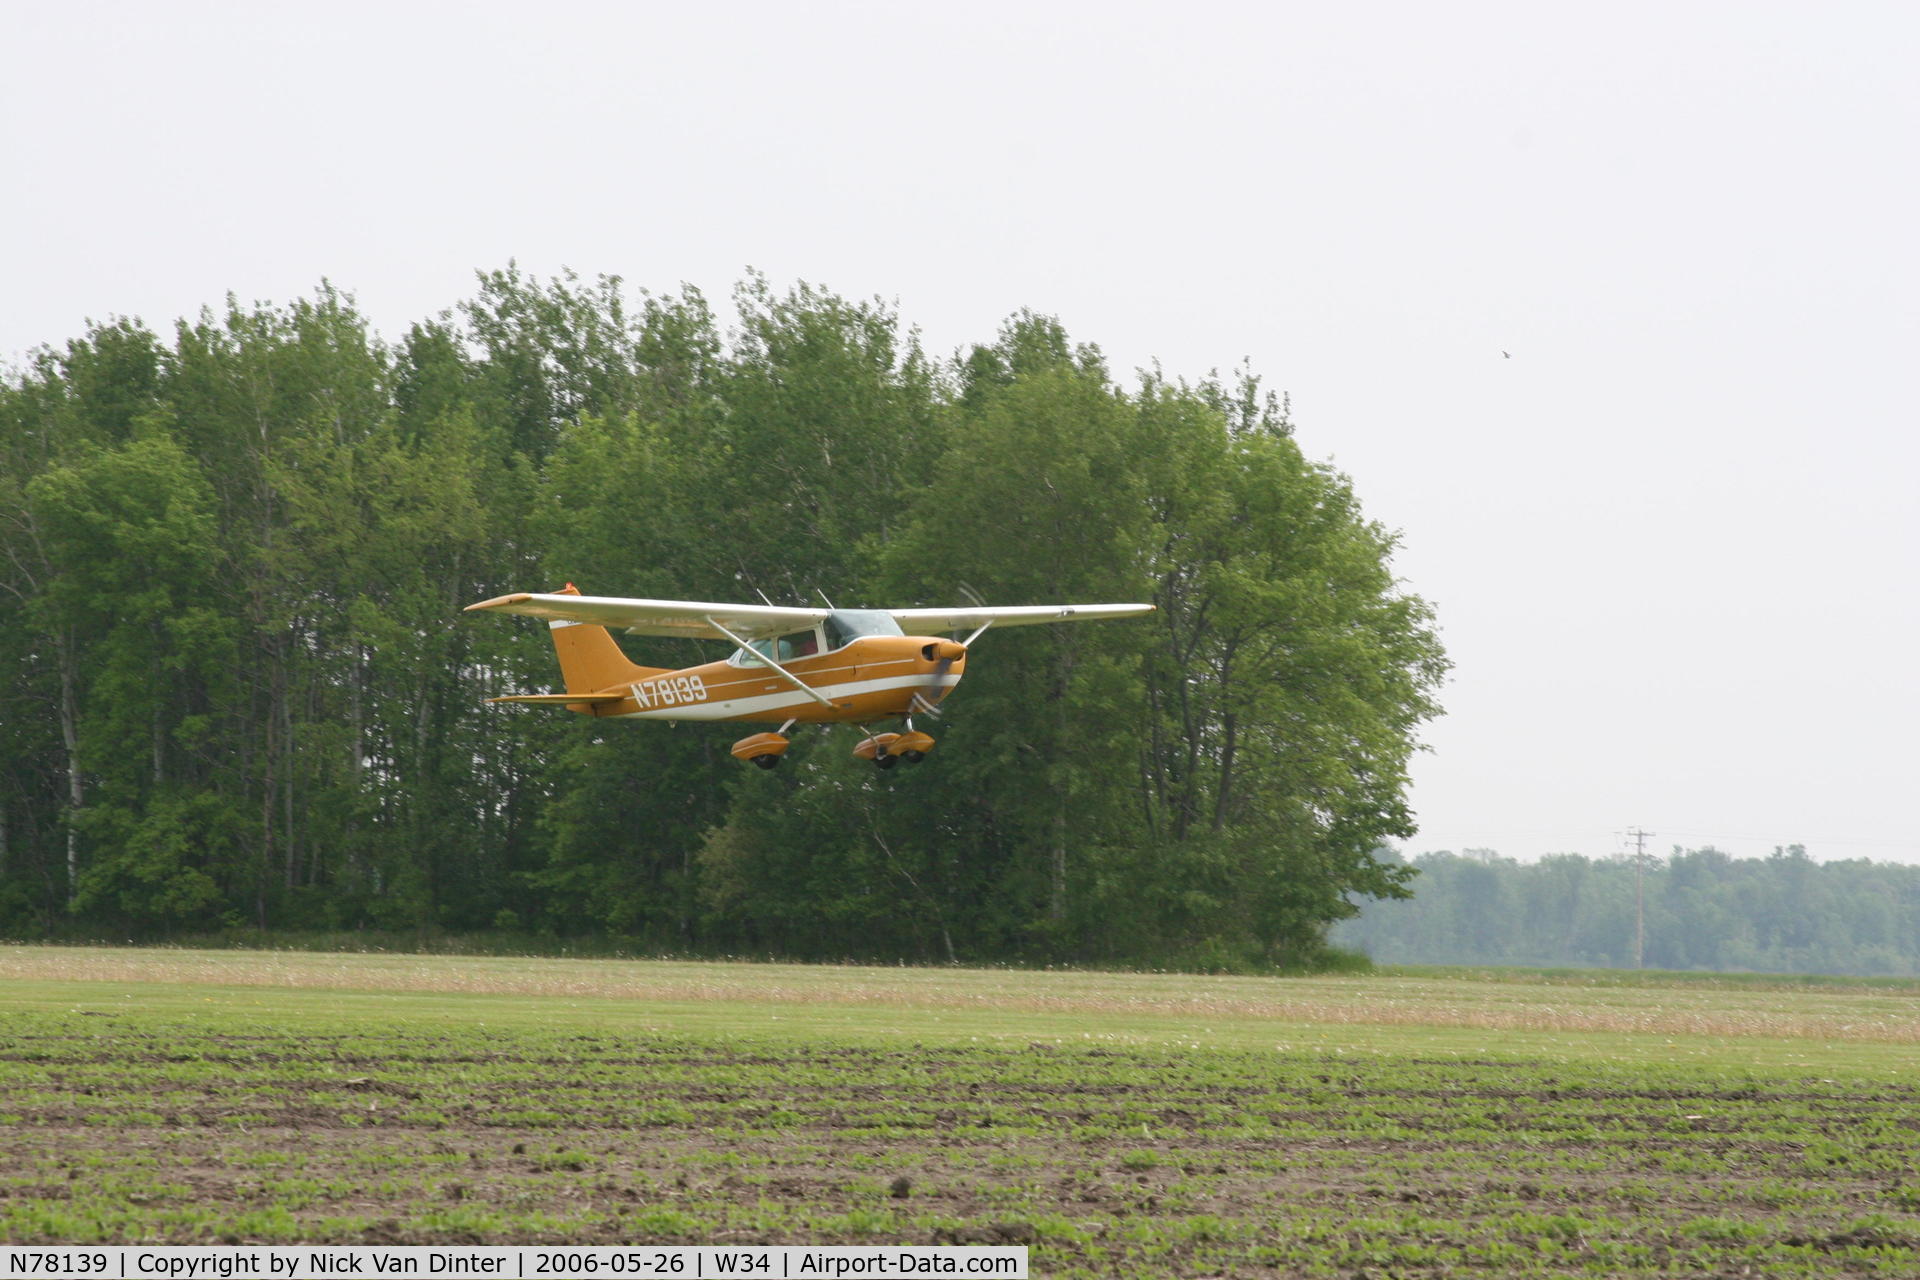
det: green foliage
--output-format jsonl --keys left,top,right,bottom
{"left": 1340, "top": 845, "right": 1920, "bottom": 977}
{"left": 0, "top": 272, "right": 1446, "bottom": 968}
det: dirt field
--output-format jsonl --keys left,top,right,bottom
{"left": 3, "top": 982, "right": 1918, "bottom": 1276}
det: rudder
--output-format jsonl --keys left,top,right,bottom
{"left": 547, "top": 583, "right": 665, "bottom": 693}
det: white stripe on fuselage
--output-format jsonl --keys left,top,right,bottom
{"left": 613, "top": 672, "right": 960, "bottom": 721}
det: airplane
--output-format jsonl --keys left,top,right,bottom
{"left": 465, "top": 585, "right": 1154, "bottom": 769}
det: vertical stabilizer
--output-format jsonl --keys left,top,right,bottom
{"left": 547, "top": 584, "right": 663, "bottom": 693}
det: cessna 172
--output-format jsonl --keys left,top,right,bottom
{"left": 466, "top": 585, "right": 1154, "bottom": 768}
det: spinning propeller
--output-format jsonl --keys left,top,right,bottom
{"left": 911, "top": 640, "right": 966, "bottom": 717}
{"left": 910, "top": 584, "right": 988, "bottom": 718}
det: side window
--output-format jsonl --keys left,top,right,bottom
{"left": 743, "top": 630, "right": 820, "bottom": 663}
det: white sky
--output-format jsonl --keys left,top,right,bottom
{"left": 5, "top": 2, "right": 1916, "bottom": 864}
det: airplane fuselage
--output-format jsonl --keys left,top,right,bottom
{"left": 576, "top": 634, "right": 965, "bottom": 724}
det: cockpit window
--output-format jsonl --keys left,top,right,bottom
{"left": 741, "top": 629, "right": 822, "bottom": 664}
{"left": 824, "top": 610, "right": 904, "bottom": 651}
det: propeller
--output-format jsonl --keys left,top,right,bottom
{"left": 911, "top": 585, "right": 986, "bottom": 717}
{"left": 911, "top": 640, "right": 965, "bottom": 717}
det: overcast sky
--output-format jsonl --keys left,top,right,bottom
{"left": 5, "top": 2, "right": 1916, "bottom": 864}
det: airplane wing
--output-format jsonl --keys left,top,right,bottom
{"left": 889, "top": 603, "right": 1155, "bottom": 632}
{"left": 464, "top": 593, "right": 829, "bottom": 640}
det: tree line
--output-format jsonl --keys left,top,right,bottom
{"left": 0, "top": 268, "right": 1447, "bottom": 967}
{"left": 1334, "top": 846, "right": 1920, "bottom": 976}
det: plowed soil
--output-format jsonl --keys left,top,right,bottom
{"left": 3, "top": 1014, "right": 1918, "bottom": 1277}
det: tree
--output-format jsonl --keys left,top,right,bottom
{"left": 880, "top": 348, "right": 1158, "bottom": 957}
{"left": 876, "top": 322, "right": 1444, "bottom": 966}
{"left": 1337, "top": 846, "right": 1920, "bottom": 977}
{"left": 25, "top": 435, "right": 235, "bottom": 924}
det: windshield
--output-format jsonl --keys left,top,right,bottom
{"left": 824, "top": 609, "right": 904, "bottom": 651}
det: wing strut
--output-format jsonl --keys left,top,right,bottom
{"left": 704, "top": 616, "right": 836, "bottom": 709}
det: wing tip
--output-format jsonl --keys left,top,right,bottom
{"left": 465, "top": 593, "right": 533, "bottom": 613}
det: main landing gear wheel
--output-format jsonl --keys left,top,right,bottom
{"left": 854, "top": 730, "right": 934, "bottom": 769}
{"left": 732, "top": 731, "right": 790, "bottom": 769}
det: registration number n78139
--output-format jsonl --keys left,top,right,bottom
{"left": 632, "top": 675, "right": 706, "bottom": 709}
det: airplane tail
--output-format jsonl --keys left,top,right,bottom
{"left": 546, "top": 583, "right": 667, "bottom": 693}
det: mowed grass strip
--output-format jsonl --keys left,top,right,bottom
{"left": 3, "top": 945, "right": 1918, "bottom": 1071}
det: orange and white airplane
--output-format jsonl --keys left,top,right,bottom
{"left": 465, "top": 585, "right": 1154, "bottom": 768}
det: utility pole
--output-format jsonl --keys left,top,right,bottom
{"left": 1627, "top": 827, "right": 1654, "bottom": 969}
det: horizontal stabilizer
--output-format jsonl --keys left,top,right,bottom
{"left": 488, "top": 692, "right": 628, "bottom": 705}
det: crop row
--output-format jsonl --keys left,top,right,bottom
{"left": 2, "top": 1010, "right": 1916, "bottom": 1276}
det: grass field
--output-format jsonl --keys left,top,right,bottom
{"left": 1, "top": 946, "right": 1917, "bottom": 1276}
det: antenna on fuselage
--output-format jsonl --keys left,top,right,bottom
{"left": 814, "top": 588, "right": 837, "bottom": 610}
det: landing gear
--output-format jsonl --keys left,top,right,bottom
{"left": 892, "top": 730, "right": 935, "bottom": 762}
{"left": 737, "top": 722, "right": 939, "bottom": 771}
{"left": 731, "top": 729, "right": 791, "bottom": 768}
{"left": 854, "top": 728, "right": 936, "bottom": 769}
{"left": 854, "top": 732, "right": 901, "bottom": 766}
